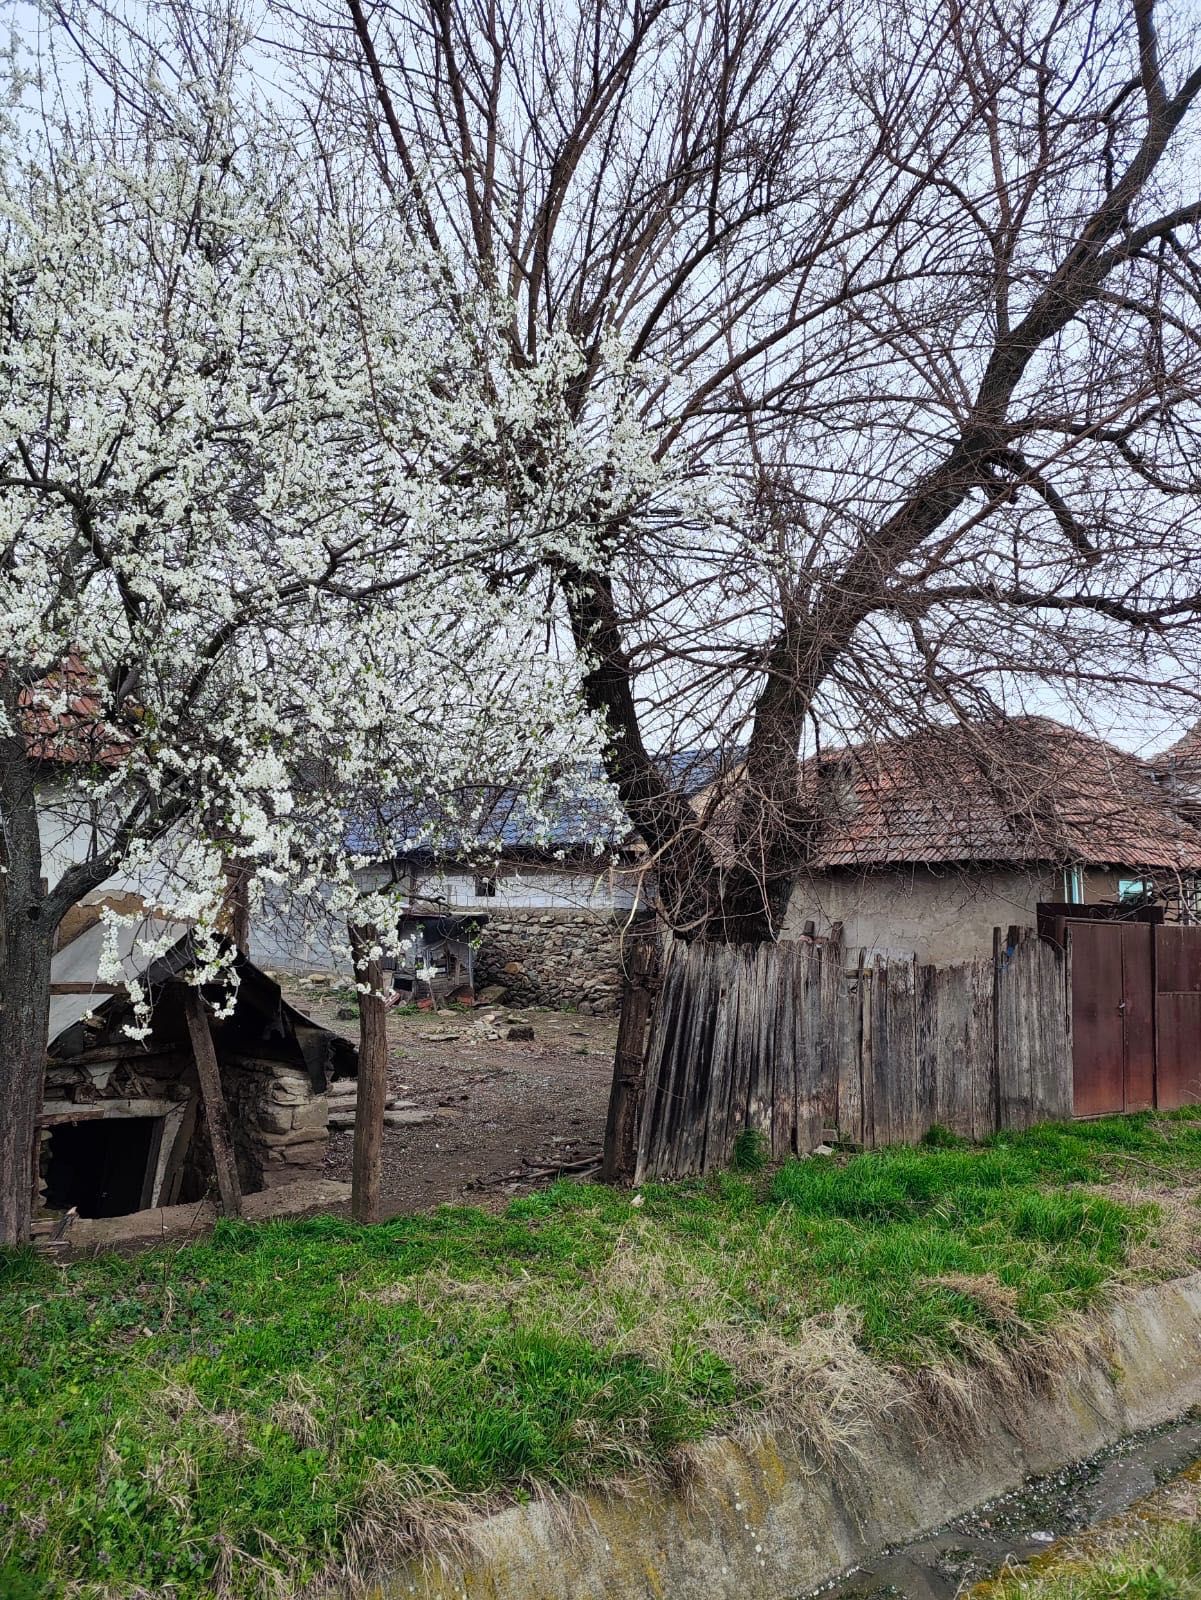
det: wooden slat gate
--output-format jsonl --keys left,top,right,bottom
{"left": 1152, "top": 925, "right": 1201, "bottom": 1111}
{"left": 633, "top": 932, "right": 1072, "bottom": 1183}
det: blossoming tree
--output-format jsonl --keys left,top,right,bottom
{"left": 0, "top": 26, "right": 641, "bottom": 1242}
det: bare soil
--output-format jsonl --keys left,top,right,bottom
{"left": 280, "top": 977, "right": 619, "bottom": 1215}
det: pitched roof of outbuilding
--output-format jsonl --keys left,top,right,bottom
{"left": 801, "top": 716, "right": 1201, "bottom": 873}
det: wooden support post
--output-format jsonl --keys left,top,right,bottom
{"left": 223, "top": 858, "right": 251, "bottom": 956}
{"left": 183, "top": 988, "right": 243, "bottom": 1218}
{"left": 601, "top": 923, "right": 661, "bottom": 1184}
{"left": 349, "top": 924, "right": 388, "bottom": 1224}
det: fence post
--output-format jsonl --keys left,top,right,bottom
{"left": 601, "top": 921, "right": 662, "bottom": 1183}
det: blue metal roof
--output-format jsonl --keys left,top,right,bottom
{"left": 344, "top": 749, "right": 728, "bottom": 860}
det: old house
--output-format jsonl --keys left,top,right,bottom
{"left": 251, "top": 781, "right": 650, "bottom": 1013}
{"left": 38, "top": 914, "right": 353, "bottom": 1223}
{"left": 782, "top": 717, "right": 1201, "bottom": 964}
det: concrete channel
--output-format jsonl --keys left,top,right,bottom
{"left": 360, "top": 1272, "right": 1201, "bottom": 1600}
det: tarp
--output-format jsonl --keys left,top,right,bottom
{"left": 47, "top": 916, "right": 188, "bottom": 1045}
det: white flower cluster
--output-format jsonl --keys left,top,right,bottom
{"left": 0, "top": 56, "right": 647, "bottom": 1005}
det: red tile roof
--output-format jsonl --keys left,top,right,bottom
{"left": 802, "top": 717, "right": 1201, "bottom": 872}
{"left": 17, "top": 654, "right": 127, "bottom": 766}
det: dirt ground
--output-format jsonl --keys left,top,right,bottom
{"left": 280, "top": 977, "right": 619, "bottom": 1215}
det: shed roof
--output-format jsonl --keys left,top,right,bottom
{"left": 47, "top": 918, "right": 354, "bottom": 1083}
{"left": 801, "top": 717, "right": 1201, "bottom": 873}
{"left": 48, "top": 916, "right": 189, "bottom": 1045}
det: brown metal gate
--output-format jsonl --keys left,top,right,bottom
{"left": 1068, "top": 921, "right": 1154, "bottom": 1116}
{"left": 1154, "top": 926, "right": 1201, "bottom": 1110}
{"left": 1060, "top": 917, "right": 1201, "bottom": 1115}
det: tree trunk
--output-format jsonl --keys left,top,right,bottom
{"left": 224, "top": 859, "right": 251, "bottom": 957}
{"left": 0, "top": 909, "right": 54, "bottom": 1244}
{"left": 0, "top": 726, "right": 54, "bottom": 1244}
{"left": 349, "top": 924, "right": 388, "bottom": 1224}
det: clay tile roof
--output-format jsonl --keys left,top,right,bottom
{"left": 17, "top": 653, "right": 127, "bottom": 766}
{"left": 804, "top": 716, "right": 1201, "bottom": 873}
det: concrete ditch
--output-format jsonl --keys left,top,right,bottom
{"left": 358, "top": 1271, "right": 1201, "bottom": 1600}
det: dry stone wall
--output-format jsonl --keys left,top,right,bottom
{"left": 213, "top": 1056, "right": 329, "bottom": 1193}
{"left": 474, "top": 909, "right": 632, "bottom": 1014}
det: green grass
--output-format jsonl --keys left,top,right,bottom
{"left": 5, "top": 1111, "right": 1201, "bottom": 1598}
{"left": 983, "top": 1525, "right": 1201, "bottom": 1599}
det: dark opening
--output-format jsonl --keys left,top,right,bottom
{"left": 44, "top": 1116, "right": 160, "bottom": 1218}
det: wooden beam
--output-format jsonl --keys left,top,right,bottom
{"left": 349, "top": 924, "right": 388, "bottom": 1224}
{"left": 183, "top": 988, "right": 243, "bottom": 1218}
{"left": 48, "top": 981, "right": 126, "bottom": 996}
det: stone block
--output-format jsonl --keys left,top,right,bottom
{"left": 256, "top": 1163, "right": 323, "bottom": 1190}
{"left": 268, "top": 1076, "right": 315, "bottom": 1107}
{"left": 256, "top": 1104, "right": 297, "bottom": 1136}
{"left": 290, "top": 1097, "right": 329, "bottom": 1137}
{"left": 256, "top": 1125, "right": 327, "bottom": 1150}
{"left": 262, "top": 1138, "right": 326, "bottom": 1166}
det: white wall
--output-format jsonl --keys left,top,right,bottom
{"left": 782, "top": 865, "right": 1058, "bottom": 965}
{"left": 37, "top": 783, "right": 176, "bottom": 906}
{"left": 413, "top": 862, "right": 640, "bottom": 913}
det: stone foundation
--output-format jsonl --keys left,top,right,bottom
{"left": 219, "top": 1056, "right": 329, "bottom": 1191}
{"left": 474, "top": 909, "right": 636, "bottom": 1014}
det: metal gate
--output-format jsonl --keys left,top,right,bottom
{"left": 1068, "top": 921, "right": 1153, "bottom": 1116}
{"left": 1059, "top": 917, "right": 1201, "bottom": 1115}
{"left": 1154, "top": 926, "right": 1201, "bottom": 1110}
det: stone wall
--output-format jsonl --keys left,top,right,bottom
{"left": 219, "top": 1056, "right": 329, "bottom": 1192}
{"left": 474, "top": 908, "right": 635, "bottom": 1013}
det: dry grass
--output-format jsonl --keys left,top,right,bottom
{"left": 1089, "top": 1181, "right": 1201, "bottom": 1279}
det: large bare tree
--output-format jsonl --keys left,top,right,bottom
{"left": 262, "top": 0, "right": 1201, "bottom": 941}
{"left": 65, "top": 0, "right": 1201, "bottom": 937}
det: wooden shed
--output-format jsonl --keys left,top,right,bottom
{"left": 38, "top": 918, "right": 355, "bottom": 1222}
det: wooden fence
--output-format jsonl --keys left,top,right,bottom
{"left": 633, "top": 931, "right": 1072, "bottom": 1183}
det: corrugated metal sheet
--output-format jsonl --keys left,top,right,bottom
{"left": 47, "top": 916, "right": 189, "bottom": 1044}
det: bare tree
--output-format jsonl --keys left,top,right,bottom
{"left": 260, "top": 0, "right": 1201, "bottom": 941}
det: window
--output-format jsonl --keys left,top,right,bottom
{"left": 1117, "top": 876, "right": 1151, "bottom": 903}
{"left": 1063, "top": 865, "right": 1085, "bottom": 904}
{"left": 473, "top": 875, "right": 497, "bottom": 898}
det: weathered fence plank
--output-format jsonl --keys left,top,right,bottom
{"left": 631, "top": 929, "right": 1072, "bottom": 1183}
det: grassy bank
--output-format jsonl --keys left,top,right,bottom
{"left": 973, "top": 1468, "right": 1201, "bottom": 1599}
{"left": 5, "top": 1112, "right": 1201, "bottom": 1599}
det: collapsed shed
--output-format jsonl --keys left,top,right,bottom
{"left": 38, "top": 918, "right": 355, "bottom": 1222}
